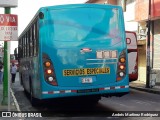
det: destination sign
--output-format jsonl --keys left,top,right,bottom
{"left": 63, "top": 67, "right": 110, "bottom": 76}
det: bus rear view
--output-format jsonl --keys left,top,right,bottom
{"left": 19, "top": 4, "right": 129, "bottom": 105}
{"left": 40, "top": 4, "right": 129, "bottom": 100}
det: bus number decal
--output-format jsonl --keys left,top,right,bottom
{"left": 63, "top": 68, "right": 110, "bottom": 76}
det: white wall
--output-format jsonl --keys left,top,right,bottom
{"left": 117, "top": 0, "right": 138, "bottom": 31}
{"left": 124, "top": 0, "right": 138, "bottom": 31}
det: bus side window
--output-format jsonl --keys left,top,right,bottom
{"left": 24, "top": 35, "right": 26, "bottom": 58}
{"left": 19, "top": 39, "right": 23, "bottom": 59}
{"left": 35, "top": 20, "right": 38, "bottom": 56}
{"left": 23, "top": 36, "right": 25, "bottom": 58}
{"left": 22, "top": 37, "right": 24, "bottom": 58}
{"left": 23, "top": 37, "right": 25, "bottom": 58}
{"left": 31, "top": 26, "right": 34, "bottom": 57}
{"left": 27, "top": 29, "right": 31, "bottom": 57}
{"left": 33, "top": 22, "right": 36, "bottom": 56}
{"left": 32, "top": 19, "right": 38, "bottom": 56}
{"left": 20, "top": 38, "right": 22, "bottom": 58}
{"left": 27, "top": 32, "right": 29, "bottom": 57}
{"left": 30, "top": 27, "right": 33, "bottom": 57}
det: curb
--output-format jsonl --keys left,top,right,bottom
{"left": 10, "top": 88, "right": 25, "bottom": 120}
{"left": 130, "top": 86, "right": 160, "bottom": 95}
{"left": 10, "top": 88, "right": 21, "bottom": 112}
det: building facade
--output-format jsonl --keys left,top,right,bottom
{"left": 135, "top": 0, "right": 160, "bottom": 84}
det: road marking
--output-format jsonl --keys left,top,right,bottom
{"left": 134, "top": 100, "right": 151, "bottom": 106}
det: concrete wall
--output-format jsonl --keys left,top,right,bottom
{"left": 123, "top": 0, "right": 138, "bottom": 31}
{"left": 135, "top": 0, "right": 160, "bottom": 21}
{"left": 135, "top": 0, "right": 149, "bottom": 21}
{"left": 137, "top": 45, "right": 146, "bottom": 82}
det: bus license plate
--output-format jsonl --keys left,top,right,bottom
{"left": 81, "top": 77, "right": 92, "bottom": 83}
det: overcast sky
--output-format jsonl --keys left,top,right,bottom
{"left": 0, "top": 0, "right": 88, "bottom": 53}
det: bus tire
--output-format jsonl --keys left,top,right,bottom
{"left": 29, "top": 79, "right": 39, "bottom": 106}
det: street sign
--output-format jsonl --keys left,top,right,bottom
{"left": 0, "top": 14, "right": 18, "bottom": 41}
{"left": 0, "top": 0, "right": 18, "bottom": 7}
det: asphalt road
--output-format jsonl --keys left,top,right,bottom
{"left": 11, "top": 73, "right": 160, "bottom": 120}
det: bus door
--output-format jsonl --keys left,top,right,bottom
{"left": 126, "top": 31, "right": 138, "bottom": 82}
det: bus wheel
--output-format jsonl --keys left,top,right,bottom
{"left": 29, "top": 81, "right": 39, "bottom": 106}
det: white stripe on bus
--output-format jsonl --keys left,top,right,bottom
{"left": 42, "top": 85, "right": 129, "bottom": 94}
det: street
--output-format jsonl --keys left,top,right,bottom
{"left": 11, "top": 73, "right": 160, "bottom": 120}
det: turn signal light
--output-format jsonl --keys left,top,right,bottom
{"left": 120, "top": 58, "right": 125, "bottom": 63}
{"left": 45, "top": 61, "right": 51, "bottom": 67}
{"left": 46, "top": 69, "right": 52, "bottom": 74}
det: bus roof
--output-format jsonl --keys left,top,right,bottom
{"left": 19, "top": 4, "right": 123, "bottom": 39}
{"left": 40, "top": 4, "right": 122, "bottom": 11}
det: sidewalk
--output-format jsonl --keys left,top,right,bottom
{"left": 0, "top": 83, "right": 17, "bottom": 111}
{"left": 130, "top": 80, "right": 160, "bottom": 95}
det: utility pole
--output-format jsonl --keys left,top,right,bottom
{"left": 1, "top": 7, "right": 11, "bottom": 111}
{"left": 1, "top": 7, "right": 10, "bottom": 104}
{"left": 0, "top": 0, "right": 18, "bottom": 111}
{"left": 146, "top": 0, "right": 151, "bottom": 88}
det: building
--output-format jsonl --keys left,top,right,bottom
{"left": 135, "top": 0, "right": 160, "bottom": 84}
{"left": 86, "top": 0, "right": 160, "bottom": 84}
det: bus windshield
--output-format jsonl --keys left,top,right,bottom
{"left": 47, "top": 7, "right": 122, "bottom": 41}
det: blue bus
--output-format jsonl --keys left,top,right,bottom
{"left": 18, "top": 4, "right": 129, "bottom": 106}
